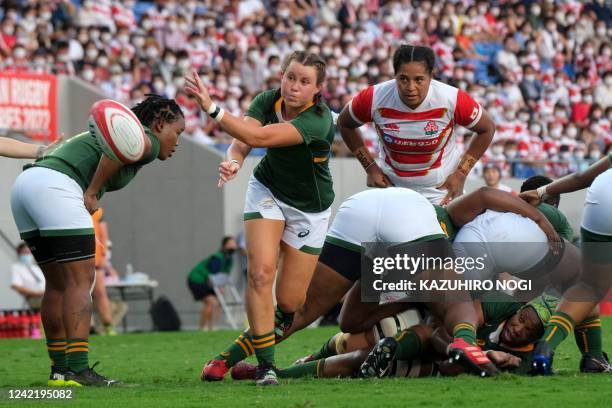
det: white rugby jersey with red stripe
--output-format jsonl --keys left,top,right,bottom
{"left": 349, "top": 79, "right": 482, "bottom": 194}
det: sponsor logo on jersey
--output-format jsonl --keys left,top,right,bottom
{"left": 382, "top": 133, "right": 440, "bottom": 148}
{"left": 297, "top": 230, "right": 310, "bottom": 238}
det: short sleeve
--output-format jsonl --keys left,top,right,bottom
{"left": 10, "top": 265, "right": 24, "bottom": 287}
{"left": 291, "top": 109, "right": 333, "bottom": 145}
{"left": 454, "top": 89, "right": 482, "bottom": 129}
{"left": 348, "top": 85, "right": 374, "bottom": 124}
{"left": 246, "top": 90, "right": 276, "bottom": 125}
{"left": 538, "top": 203, "right": 574, "bottom": 241}
{"left": 139, "top": 128, "right": 161, "bottom": 164}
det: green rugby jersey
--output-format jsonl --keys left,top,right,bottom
{"left": 26, "top": 127, "right": 160, "bottom": 199}
{"left": 476, "top": 291, "right": 534, "bottom": 374}
{"left": 537, "top": 203, "right": 573, "bottom": 240}
{"left": 434, "top": 202, "right": 572, "bottom": 242}
{"left": 434, "top": 205, "right": 458, "bottom": 241}
{"left": 247, "top": 89, "right": 335, "bottom": 213}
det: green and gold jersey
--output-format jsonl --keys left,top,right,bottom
{"left": 27, "top": 128, "right": 160, "bottom": 199}
{"left": 434, "top": 205, "right": 458, "bottom": 242}
{"left": 247, "top": 89, "right": 335, "bottom": 213}
{"left": 434, "top": 202, "right": 572, "bottom": 243}
{"left": 476, "top": 291, "right": 533, "bottom": 374}
{"left": 537, "top": 203, "right": 573, "bottom": 240}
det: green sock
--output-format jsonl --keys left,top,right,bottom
{"left": 279, "top": 359, "right": 326, "bottom": 378}
{"left": 574, "top": 316, "right": 603, "bottom": 358}
{"left": 253, "top": 331, "right": 275, "bottom": 366}
{"left": 46, "top": 338, "right": 67, "bottom": 372}
{"left": 543, "top": 312, "right": 575, "bottom": 351}
{"left": 394, "top": 329, "right": 422, "bottom": 361}
{"left": 66, "top": 338, "right": 89, "bottom": 373}
{"left": 311, "top": 334, "right": 339, "bottom": 360}
{"left": 274, "top": 307, "right": 295, "bottom": 341}
{"left": 215, "top": 330, "right": 254, "bottom": 368}
{"left": 453, "top": 323, "right": 477, "bottom": 345}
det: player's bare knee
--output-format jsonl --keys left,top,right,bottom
{"left": 276, "top": 294, "right": 305, "bottom": 314}
{"left": 247, "top": 265, "right": 275, "bottom": 292}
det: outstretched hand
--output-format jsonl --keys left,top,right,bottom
{"left": 184, "top": 70, "right": 212, "bottom": 111}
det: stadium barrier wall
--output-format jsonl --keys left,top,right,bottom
{"left": 0, "top": 75, "right": 592, "bottom": 326}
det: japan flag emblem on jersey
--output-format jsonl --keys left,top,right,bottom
{"left": 424, "top": 120, "right": 439, "bottom": 136}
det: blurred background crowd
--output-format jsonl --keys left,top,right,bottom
{"left": 0, "top": 0, "right": 610, "bottom": 178}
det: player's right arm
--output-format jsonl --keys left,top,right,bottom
{"left": 520, "top": 154, "right": 612, "bottom": 204}
{"left": 84, "top": 155, "right": 125, "bottom": 214}
{"left": 337, "top": 87, "right": 391, "bottom": 188}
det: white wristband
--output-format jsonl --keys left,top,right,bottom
{"left": 229, "top": 159, "right": 240, "bottom": 167}
{"left": 206, "top": 102, "right": 217, "bottom": 115}
{"left": 537, "top": 185, "right": 548, "bottom": 198}
{"left": 214, "top": 108, "right": 225, "bottom": 123}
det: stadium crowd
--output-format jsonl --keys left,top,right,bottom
{"left": 0, "top": 0, "right": 610, "bottom": 178}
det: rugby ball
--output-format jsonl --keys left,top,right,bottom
{"left": 88, "top": 99, "right": 146, "bottom": 164}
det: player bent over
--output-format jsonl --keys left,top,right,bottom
{"left": 10, "top": 95, "right": 184, "bottom": 386}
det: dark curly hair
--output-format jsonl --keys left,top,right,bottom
{"left": 131, "top": 94, "right": 184, "bottom": 128}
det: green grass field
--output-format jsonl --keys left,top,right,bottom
{"left": 1, "top": 320, "right": 612, "bottom": 407}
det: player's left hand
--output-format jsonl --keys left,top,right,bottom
{"left": 519, "top": 190, "right": 541, "bottom": 206}
{"left": 486, "top": 350, "right": 521, "bottom": 368}
{"left": 184, "top": 69, "right": 213, "bottom": 112}
{"left": 438, "top": 170, "right": 466, "bottom": 206}
{"left": 84, "top": 191, "right": 100, "bottom": 215}
{"left": 38, "top": 134, "right": 65, "bottom": 159}
{"left": 536, "top": 217, "right": 562, "bottom": 254}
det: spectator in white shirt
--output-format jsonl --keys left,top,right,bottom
{"left": 483, "top": 164, "right": 515, "bottom": 194}
{"left": 10, "top": 243, "right": 45, "bottom": 310}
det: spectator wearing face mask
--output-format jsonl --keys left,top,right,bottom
{"left": 572, "top": 90, "right": 594, "bottom": 126}
{"left": 496, "top": 35, "right": 521, "bottom": 81}
{"left": 187, "top": 237, "right": 237, "bottom": 330}
{"left": 595, "top": 71, "right": 612, "bottom": 108}
{"left": 571, "top": 142, "right": 590, "bottom": 172}
{"left": 10, "top": 242, "right": 45, "bottom": 310}
{"left": 240, "top": 46, "right": 266, "bottom": 94}
{"left": 518, "top": 65, "right": 542, "bottom": 110}
{"left": 587, "top": 141, "right": 603, "bottom": 162}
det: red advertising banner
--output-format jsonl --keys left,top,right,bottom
{"left": 0, "top": 72, "right": 57, "bottom": 141}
